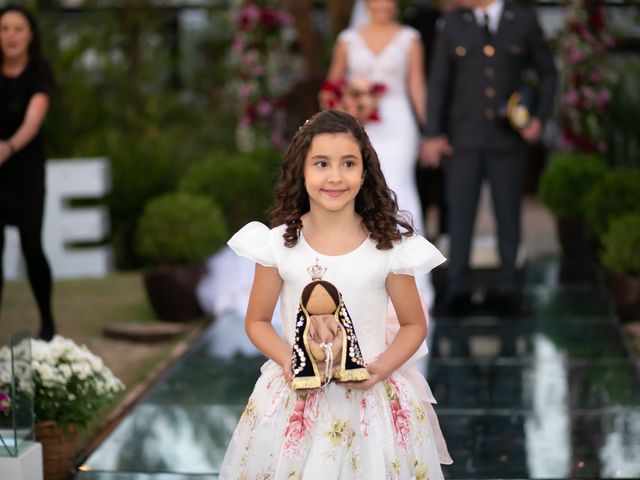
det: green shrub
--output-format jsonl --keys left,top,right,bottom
{"left": 538, "top": 152, "right": 608, "bottom": 219}
{"left": 136, "top": 193, "right": 228, "bottom": 267}
{"left": 600, "top": 213, "right": 640, "bottom": 275}
{"left": 178, "top": 150, "right": 279, "bottom": 233}
{"left": 584, "top": 168, "right": 640, "bottom": 238}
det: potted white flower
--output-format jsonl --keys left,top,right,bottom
{"left": 0, "top": 336, "right": 124, "bottom": 480}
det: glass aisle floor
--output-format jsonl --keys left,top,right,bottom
{"left": 76, "top": 260, "right": 640, "bottom": 479}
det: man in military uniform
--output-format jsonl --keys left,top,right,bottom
{"left": 421, "top": 0, "right": 556, "bottom": 314}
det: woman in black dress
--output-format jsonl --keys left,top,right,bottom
{"left": 0, "top": 5, "right": 56, "bottom": 341}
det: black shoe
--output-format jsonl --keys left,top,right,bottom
{"left": 486, "top": 292, "right": 525, "bottom": 317}
{"left": 37, "top": 326, "right": 56, "bottom": 342}
{"left": 444, "top": 293, "right": 473, "bottom": 317}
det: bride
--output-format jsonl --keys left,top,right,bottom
{"left": 321, "top": 0, "right": 434, "bottom": 302}
{"left": 322, "top": 0, "right": 426, "bottom": 233}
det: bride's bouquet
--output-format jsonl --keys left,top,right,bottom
{"left": 320, "top": 76, "right": 387, "bottom": 125}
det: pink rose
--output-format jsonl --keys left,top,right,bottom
{"left": 564, "top": 89, "right": 579, "bottom": 106}
{"left": 232, "top": 36, "right": 245, "bottom": 53}
{"left": 602, "top": 33, "right": 615, "bottom": 48}
{"left": 239, "top": 4, "right": 260, "bottom": 31}
{"left": 283, "top": 399, "right": 308, "bottom": 458}
{"left": 243, "top": 50, "right": 258, "bottom": 65}
{"left": 0, "top": 392, "right": 10, "bottom": 414}
{"left": 238, "top": 83, "right": 255, "bottom": 100}
{"left": 390, "top": 399, "right": 411, "bottom": 451}
{"left": 277, "top": 11, "right": 294, "bottom": 27}
{"left": 256, "top": 99, "right": 273, "bottom": 116}
{"left": 568, "top": 47, "right": 585, "bottom": 64}
{"left": 595, "top": 89, "right": 611, "bottom": 110}
{"left": 589, "top": 67, "right": 603, "bottom": 83}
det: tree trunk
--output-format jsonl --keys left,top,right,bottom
{"left": 287, "top": 0, "right": 321, "bottom": 78}
{"left": 327, "top": 0, "right": 356, "bottom": 38}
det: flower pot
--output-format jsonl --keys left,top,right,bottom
{"left": 606, "top": 271, "right": 640, "bottom": 322}
{"left": 35, "top": 420, "right": 77, "bottom": 480}
{"left": 556, "top": 216, "right": 599, "bottom": 284}
{"left": 143, "top": 264, "right": 205, "bottom": 322}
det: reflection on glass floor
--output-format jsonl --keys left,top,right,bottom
{"left": 76, "top": 260, "right": 640, "bottom": 479}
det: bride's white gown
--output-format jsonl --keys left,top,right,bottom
{"left": 339, "top": 26, "right": 424, "bottom": 235}
{"left": 339, "top": 26, "right": 435, "bottom": 308}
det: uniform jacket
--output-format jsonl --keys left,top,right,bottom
{"left": 425, "top": 3, "right": 557, "bottom": 153}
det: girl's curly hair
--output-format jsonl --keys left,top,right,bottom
{"left": 268, "top": 110, "right": 414, "bottom": 250}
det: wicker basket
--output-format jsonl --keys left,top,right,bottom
{"left": 35, "top": 420, "right": 77, "bottom": 480}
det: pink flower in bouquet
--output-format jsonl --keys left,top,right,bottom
{"left": 321, "top": 76, "right": 387, "bottom": 125}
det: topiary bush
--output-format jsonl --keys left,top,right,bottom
{"left": 178, "top": 149, "right": 279, "bottom": 233}
{"left": 538, "top": 152, "right": 608, "bottom": 219}
{"left": 135, "top": 193, "right": 228, "bottom": 267}
{"left": 583, "top": 168, "right": 640, "bottom": 238}
{"left": 600, "top": 213, "right": 640, "bottom": 275}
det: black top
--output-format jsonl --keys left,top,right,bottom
{"left": 0, "top": 61, "right": 52, "bottom": 178}
{"left": 425, "top": 4, "right": 557, "bottom": 153}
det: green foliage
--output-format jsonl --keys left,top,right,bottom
{"left": 39, "top": 5, "right": 238, "bottom": 268}
{"left": 606, "top": 58, "right": 640, "bottom": 168}
{"left": 178, "top": 149, "right": 280, "bottom": 233}
{"left": 135, "top": 193, "right": 228, "bottom": 267}
{"left": 538, "top": 152, "right": 608, "bottom": 219}
{"left": 600, "top": 213, "right": 640, "bottom": 275}
{"left": 584, "top": 168, "right": 640, "bottom": 238}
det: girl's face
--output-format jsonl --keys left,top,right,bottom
{"left": 303, "top": 133, "right": 364, "bottom": 216}
{"left": 0, "top": 11, "right": 32, "bottom": 61}
{"left": 366, "top": 0, "right": 397, "bottom": 24}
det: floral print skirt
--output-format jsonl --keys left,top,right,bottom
{"left": 219, "top": 363, "right": 446, "bottom": 480}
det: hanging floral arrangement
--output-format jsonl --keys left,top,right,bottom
{"left": 229, "top": 0, "right": 298, "bottom": 151}
{"left": 558, "top": 0, "right": 615, "bottom": 152}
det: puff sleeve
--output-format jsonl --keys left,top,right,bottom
{"left": 389, "top": 235, "right": 446, "bottom": 276}
{"left": 227, "top": 222, "right": 276, "bottom": 268}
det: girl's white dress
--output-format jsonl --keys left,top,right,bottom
{"left": 219, "top": 222, "right": 452, "bottom": 479}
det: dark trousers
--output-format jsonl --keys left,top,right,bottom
{"left": 444, "top": 149, "right": 526, "bottom": 297}
{"left": 0, "top": 217, "right": 55, "bottom": 337}
{"left": 416, "top": 164, "right": 448, "bottom": 237}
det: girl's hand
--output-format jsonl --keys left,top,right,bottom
{"left": 283, "top": 359, "right": 294, "bottom": 388}
{"left": 0, "top": 142, "right": 11, "bottom": 165}
{"left": 340, "top": 361, "right": 387, "bottom": 391}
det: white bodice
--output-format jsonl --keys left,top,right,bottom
{"left": 339, "top": 26, "right": 420, "bottom": 98}
{"left": 228, "top": 222, "right": 445, "bottom": 361}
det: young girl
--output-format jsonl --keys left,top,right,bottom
{"left": 220, "top": 110, "right": 452, "bottom": 479}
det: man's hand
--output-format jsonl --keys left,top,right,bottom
{"left": 521, "top": 118, "right": 542, "bottom": 143}
{"left": 420, "top": 136, "right": 453, "bottom": 167}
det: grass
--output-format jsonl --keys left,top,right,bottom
{"left": 0, "top": 272, "right": 205, "bottom": 453}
